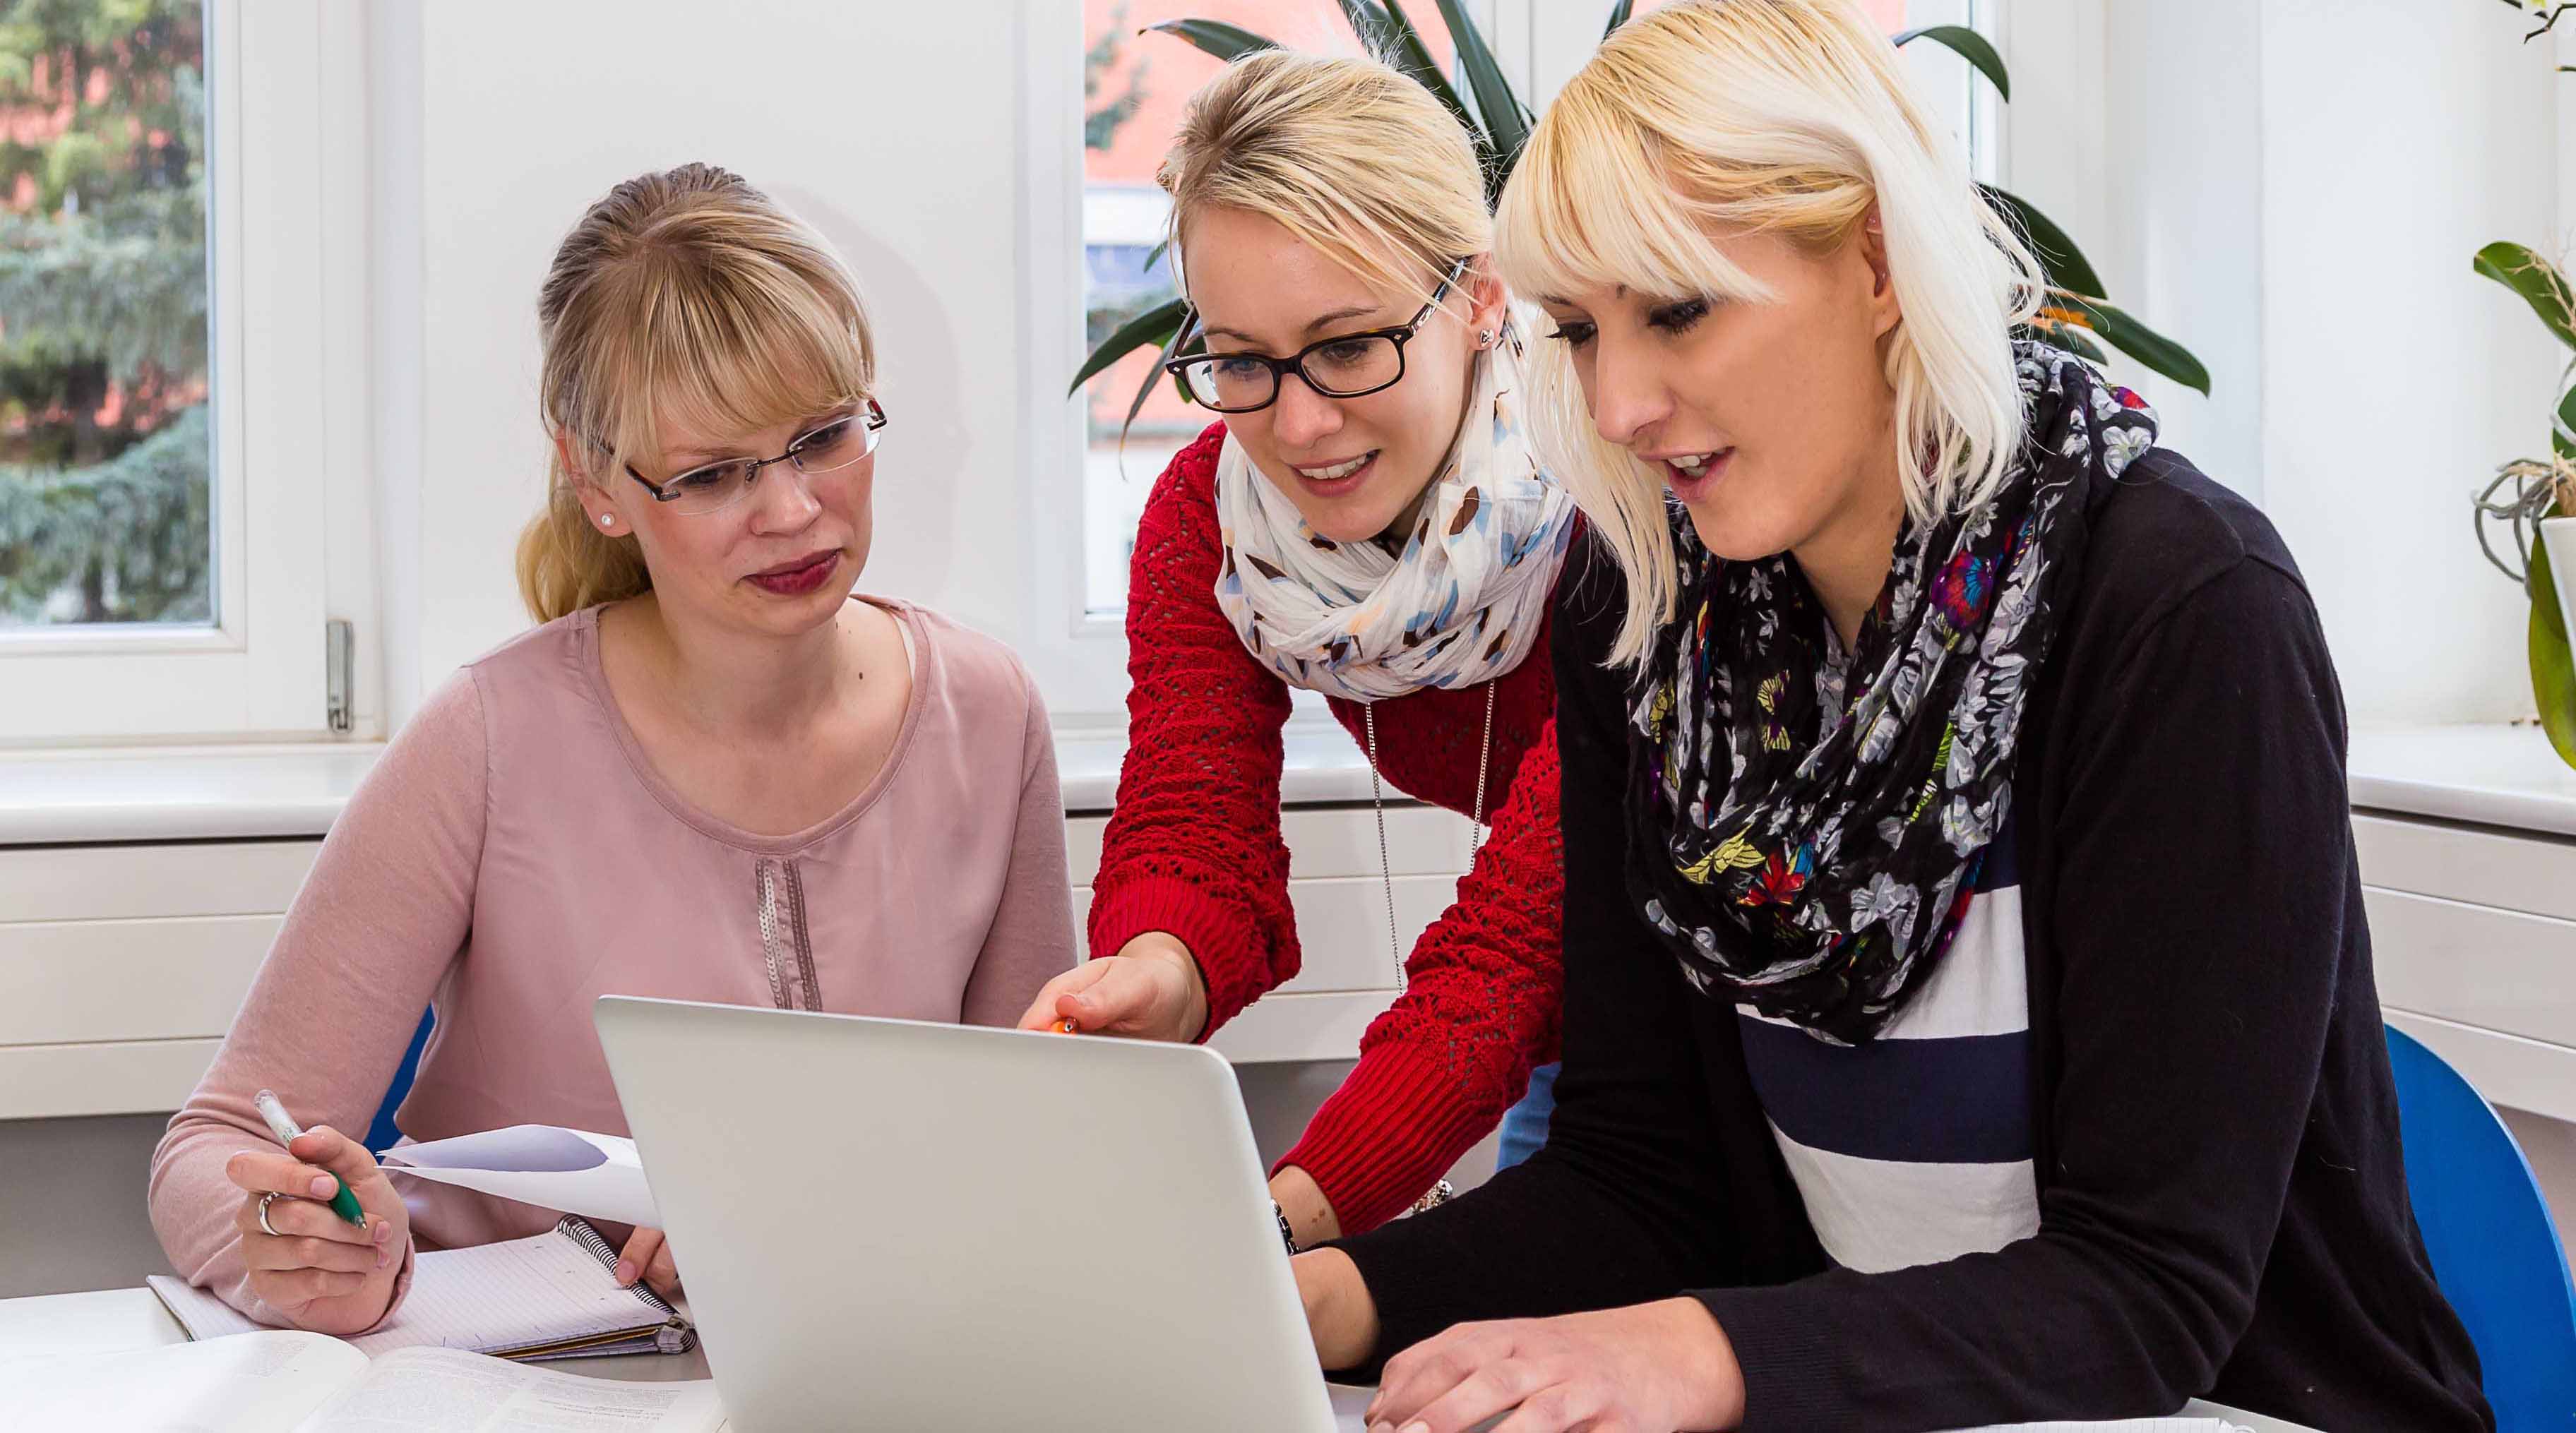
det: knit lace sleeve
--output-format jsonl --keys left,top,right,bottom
{"left": 1086, "top": 424, "right": 1300, "bottom": 1032}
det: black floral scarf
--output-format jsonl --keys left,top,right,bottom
{"left": 1627, "top": 342, "right": 2159, "bottom": 1045}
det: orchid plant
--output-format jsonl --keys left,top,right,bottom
{"left": 2471, "top": 0, "right": 2576, "bottom": 767}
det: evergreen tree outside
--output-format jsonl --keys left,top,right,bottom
{"left": 0, "top": 0, "right": 208, "bottom": 627}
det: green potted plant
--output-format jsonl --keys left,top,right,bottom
{"left": 1071, "top": 0, "right": 2210, "bottom": 434}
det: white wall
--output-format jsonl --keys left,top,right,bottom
{"left": 2259, "top": 0, "right": 2557, "bottom": 729}
{"left": 366, "top": 0, "right": 1116, "bottom": 731}
{"left": 2005, "top": 0, "right": 2557, "bottom": 730}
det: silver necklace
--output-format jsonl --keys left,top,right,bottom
{"left": 1364, "top": 680, "right": 1498, "bottom": 993}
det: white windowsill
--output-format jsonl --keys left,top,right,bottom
{"left": 0, "top": 716, "right": 1387, "bottom": 847}
{"left": 2347, "top": 724, "right": 2576, "bottom": 841}
{"left": 6, "top": 721, "right": 2568, "bottom": 850}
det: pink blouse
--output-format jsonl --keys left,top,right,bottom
{"left": 149, "top": 597, "right": 1077, "bottom": 1326}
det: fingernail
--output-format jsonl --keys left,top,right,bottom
{"left": 309, "top": 1175, "right": 336, "bottom": 1198}
{"left": 614, "top": 1259, "right": 636, "bottom": 1285}
{"left": 371, "top": 1221, "right": 390, "bottom": 1244}
{"left": 376, "top": 1245, "right": 389, "bottom": 1269}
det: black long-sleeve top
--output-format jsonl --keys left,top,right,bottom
{"left": 1330, "top": 450, "right": 2492, "bottom": 1432}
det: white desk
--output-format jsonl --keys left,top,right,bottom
{"left": 0, "top": 1286, "right": 2320, "bottom": 1432}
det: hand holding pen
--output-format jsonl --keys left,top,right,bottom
{"left": 218, "top": 1089, "right": 410, "bottom": 1335}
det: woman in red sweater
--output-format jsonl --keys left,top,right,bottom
{"left": 1013, "top": 49, "right": 1577, "bottom": 1245}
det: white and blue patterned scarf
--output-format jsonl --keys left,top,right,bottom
{"left": 1212, "top": 332, "right": 1578, "bottom": 702}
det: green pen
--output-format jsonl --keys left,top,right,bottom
{"left": 253, "top": 1089, "right": 367, "bottom": 1227}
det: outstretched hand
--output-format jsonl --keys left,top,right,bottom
{"left": 1013, "top": 933, "right": 1208, "bottom": 1043}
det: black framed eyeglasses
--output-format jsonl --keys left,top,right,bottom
{"left": 1164, "top": 258, "right": 1470, "bottom": 414}
{"left": 621, "top": 397, "right": 888, "bottom": 517}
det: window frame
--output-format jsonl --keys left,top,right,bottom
{"left": 0, "top": 0, "right": 364, "bottom": 745}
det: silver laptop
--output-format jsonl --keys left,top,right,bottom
{"left": 592, "top": 995, "right": 1346, "bottom": 1432}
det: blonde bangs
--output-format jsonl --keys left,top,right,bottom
{"left": 1498, "top": 99, "right": 1770, "bottom": 316}
{"left": 1159, "top": 49, "right": 1492, "bottom": 317}
{"left": 584, "top": 231, "right": 875, "bottom": 476}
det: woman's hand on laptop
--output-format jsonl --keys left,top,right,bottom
{"left": 224, "top": 1124, "right": 407, "bottom": 1335}
{"left": 614, "top": 1226, "right": 682, "bottom": 1298}
{"left": 1292, "top": 1248, "right": 1381, "bottom": 1371}
{"left": 1013, "top": 933, "right": 1208, "bottom": 1043}
{"left": 1360, "top": 1298, "right": 1746, "bottom": 1433}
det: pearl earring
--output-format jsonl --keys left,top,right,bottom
{"left": 1477, "top": 329, "right": 1492, "bottom": 347}
{"left": 597, "top": 514, "right": 614, "bottom": 529}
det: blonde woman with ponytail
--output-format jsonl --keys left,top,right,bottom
{"left": 1303, "top": 6, "right": 2488, "bottom": 1431}
{"left": 148, "top": 164, "right": 1074, "bottom": 1337}
{"left": 1013, "top": 49, "right": 1582, "bottom": 1249}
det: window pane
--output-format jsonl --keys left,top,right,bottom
{"left": 0, "top": 1, "right": 213, "bottom": 629}
{"left": 1078, "top": 1, "right": 1453, "bottom": 616}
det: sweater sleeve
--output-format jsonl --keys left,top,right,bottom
{"left": 1276, "top": 707, "right": 1565, "bottom": 1234}
{"left": 1327, "top": 561, "right": 1746, "bottom": 1353}
{"left": 1085, "top": 425, "right": 1299, "bottom": 1032}
{"left": 962, "top": 668, "right": 1080, "bottom": 1027}
{"left": 147, "top": 670, "right": 490, "bottom": 1329}
{"left": 1691, "top": 556, "right": 2360, "bottom": 1429}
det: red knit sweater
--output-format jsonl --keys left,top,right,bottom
{"left": 1087, "top": 422, "right": 1566, "bottom": 1235}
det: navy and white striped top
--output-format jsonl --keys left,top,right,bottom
{"left": 1734, "top": 812, "right": 2035, "bottom": 1273}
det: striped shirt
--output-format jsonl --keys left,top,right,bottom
{"left": 1734, "top": 814, "right": 2037, "bottom": 1273}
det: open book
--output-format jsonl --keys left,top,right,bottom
{"left": 150, "top": 1217, "right": 692, "bottom": 1362}
{"left": 0, "top": 1330, "right": 723, "bottom": 1432}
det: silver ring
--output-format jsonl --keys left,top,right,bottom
{"left": 258, "top": 1190, "right": 285, "bottom": 1237}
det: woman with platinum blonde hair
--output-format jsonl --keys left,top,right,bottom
{"left": 1298, "top": 5, "right": 2488, "bottom": 1430}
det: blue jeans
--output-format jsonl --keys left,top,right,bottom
{"left": 1494, "top": 1062, "right": 1559, "bottom": 1171}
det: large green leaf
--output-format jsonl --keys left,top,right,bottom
{"left": 2526, "top": 503, "right": 2576, "bottom": 768}
{"left": 1123, "top": 306, "right": 1205, "bottom": 434}
{"left": 1143, "top": 18, "right": 1276, "bottom": 61}
{"left": 2554, "top": 382, "right": 2576, "bottom": 462}
{"left": 1892, "top": 24, "right": 2010, "bottom": 102}
{"left": 1433, "top": 0, "right": 1529, "bottom": 186}
{"left": 1980, "top": 185, "right": 2106, "bottom": 299}
{"left": 2474, "top": 241, "right": 2576, "bottom": 351}
{"left": 1069, "top": 296, "right": 1188, "bottom": 397}
{"left": 2061, "top": 295, "right": 2212, "bottom": 395}
{"left": 1604, "top": 0, "right": 1634, "bottom": 37}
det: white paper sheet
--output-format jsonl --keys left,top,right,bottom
{"left": 381, "top": 1126, "right": 660, "bottom": 1228}
{"left": 0, "top": 1329, "right": 366, "bottom": 1432}
{"left": 0, "top": 1331, "right": 722, "bottom": 1433}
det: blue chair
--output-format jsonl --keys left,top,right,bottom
{"left": 364, "top": 1007, "right": 435, "bottom": 1153}
{"left": 2385, "top": 1024, "right": 2576, "bottom": 1430}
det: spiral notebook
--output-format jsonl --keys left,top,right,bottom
{"left": 148, "top": 1216, "right": 695, "bottom": 1362}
